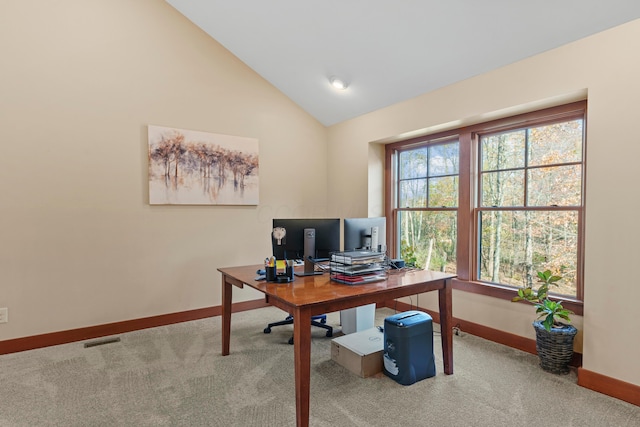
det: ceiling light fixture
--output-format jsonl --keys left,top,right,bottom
{"left": 329, "top": 76, "right": 348, "bottom": 90}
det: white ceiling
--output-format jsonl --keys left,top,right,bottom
{"left": 166, "top": 1, "right": 640, "bottom": 127}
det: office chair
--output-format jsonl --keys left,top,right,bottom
{"left": 263, "top": 314, "right": 333, "bottom": 345}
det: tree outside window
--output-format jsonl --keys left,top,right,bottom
{"left": 387, "top": 101, "right": 586, "bottom": 302}
{"left": 478, "top": 119, "right": 584, "bottom": 297}
{"left": 396, "top": 140, "right": 459, "bottom": 272}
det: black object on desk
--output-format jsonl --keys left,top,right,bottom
{"left": 265, "top": 261, "right": 294, "bottom": 283}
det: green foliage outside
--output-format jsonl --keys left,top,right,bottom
{"left": 396, "top": 119, "right": 583, "bottom": 298}
{"left": 398, "top": 140, "right": 458, "bottom": 272}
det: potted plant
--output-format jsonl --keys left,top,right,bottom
{"left": 512, "top": 270, "right": 577, "bottom": 374}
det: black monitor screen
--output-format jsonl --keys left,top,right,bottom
{"left": 272, "top": 218, "right": 341, "bottom": 261}
{"left": 343, "top": 217, "right": 387, "bottom": 252}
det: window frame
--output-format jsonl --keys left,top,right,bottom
{"left": 387, "top": 134, "right": 460, "bottom": 262}
{"left": 385, "top": 101, "right": 586, "bottom": 315}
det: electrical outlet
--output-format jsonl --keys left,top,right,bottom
{"left": 0, "top": 307, "right": 8, "bottom": 323}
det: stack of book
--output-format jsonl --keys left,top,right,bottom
{"left": 330, "top": 250, "right": 387, "bottom": 284}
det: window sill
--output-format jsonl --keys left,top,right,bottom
{"left": 451, "top": 278, "right": 584, "bottom": 316}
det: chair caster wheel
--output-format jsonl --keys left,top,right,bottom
{"left": 288, "top": 337, "right": 294, "bottom": 345}
{"left": 264, "top": 327, "right": 271, "bottom": 334}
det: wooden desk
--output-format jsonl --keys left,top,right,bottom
{"left": 218, "top": 265, "right": 456, "bottom": 427}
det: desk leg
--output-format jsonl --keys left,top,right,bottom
{"left": 221, "top": 274, "right": 232, "bottom": 356}
{"left": 438, "top": 279, "right": 453, "bottom": 374}
{"left": 293, "top": 307, "right": 312, "bottom": 427}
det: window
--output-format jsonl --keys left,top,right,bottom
{"left": 395, "top": 138, "right": 459, "bottom": 271}
{"left": 386, "top": 101, "right": 586, "bottom": 305}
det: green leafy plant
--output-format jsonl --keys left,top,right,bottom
{"left": 512, "top": 270, "right": 574, "bottom": 332}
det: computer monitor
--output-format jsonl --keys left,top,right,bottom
{"left": 272, "top": 218, "right": 341, "bottom": 276}
{"left": 343, "top": 216, "right": 387, "bottom": 253}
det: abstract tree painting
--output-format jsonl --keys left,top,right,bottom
{"left": 148, "top": 125, "right": 259, "bottom": 205}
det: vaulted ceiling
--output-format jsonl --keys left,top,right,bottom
{"left": 166, "top": 1, "right": 640, "bottom": 126}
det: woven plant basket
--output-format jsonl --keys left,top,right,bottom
{"left": 533, "top": 320, "right": 577, "bottom": 375}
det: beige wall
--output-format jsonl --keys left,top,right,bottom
{"left": 0, "top": 1, "right": 328, "bottom": 340}
{"left": 328, "top": 19, "right": 640, "bottom": 387}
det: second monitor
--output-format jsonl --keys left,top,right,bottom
{"left": 343, "top": 216, "right": 387, "bottom": 253}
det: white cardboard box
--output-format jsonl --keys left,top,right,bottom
{"left": 330, "top": 327, "right": 384, "bottom": 377}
